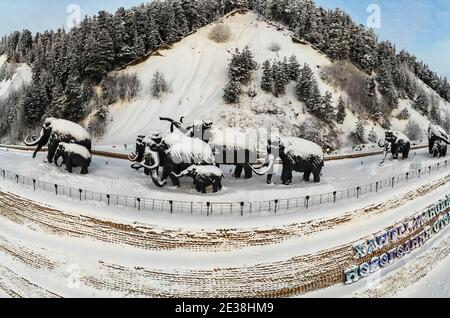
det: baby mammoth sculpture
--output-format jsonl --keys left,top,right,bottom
{"left": 24, "top": 118, "right": 92, "bottom": 163}
{"left": 54, "top": 143, "right": 92, "bottom": 175}
{"left": 379, "top": 131, "right": 410, "bottom": 164}
{"left": 171, "top": 165, "right": 224, "bottom": 193}
{"left": 251, "top": 136, "right": 325, "bottom": 184}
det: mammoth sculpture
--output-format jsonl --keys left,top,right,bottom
{"left": 379, "top": 131, "right": 410, "bottom": 164}
{"left": 171, "top": 165, "right": 224, "bottom": 193}
{"left": 130, "top": 131, "right": 215, "bottom": 187}
{"left": 428, "top": 123, "right": 449, "bottom": 158}
{"left": 24, "top": 118, "right": 92, "bottom": 163}
{"left": 54, "top": 143, "right": 91, "bottom": 175}
{"left": 250, "top": 136, "right": 324, "bottom": 184}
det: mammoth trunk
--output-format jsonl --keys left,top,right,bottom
{"left": 150, "top": 170, "right": 167, "bottom": 187}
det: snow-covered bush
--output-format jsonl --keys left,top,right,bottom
{"left": 368, "top": 128, "right": 378, "bottom": 143}
{"left": 223, "top": 80, "right": 242, "bottom": 104}
{"left": 269, "top": 42, "right": 281, "bottom": 52}
{"left": 396, "top": 108, "right": 410, "bottom": 120}
{"left": 350, "top": 119, "right": 368, "bottom": 144}
{"left": 151, "top": 71, "right": 168, "bottom": 98}
{"left": 300, "top": 118, "right": 343, "bottom": 150}
{"left": 88, "top": 103, "right": 109, "bottom": 137}
{"left": 208, "top": 23, "right": 231, "bottom": 43}
{"left": 404, "top": 119, "right": 423, "bottom": 141}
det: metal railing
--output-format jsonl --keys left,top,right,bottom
{"left": 0, "top": 159, "right": 449, "bottom": 216}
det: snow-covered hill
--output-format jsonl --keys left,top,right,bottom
{"left": 0, "top": 55, "right": 32, "bottom": 101}
{"left": 99, "top": 11, "right": 450, "bottom": 147}
{"left": 100, "top": 11, "right": 333, "bottom": 145}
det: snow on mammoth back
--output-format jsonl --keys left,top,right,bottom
{"left": 280, "top": 137, "right": 324, "bottom": 159}
{"left": 47, "top": 118, "right": 91, "bottom": 141}
{"left": 165, "top": 131, "right": 215, "bottom": 164}
{"left": 59, "top": 143, "right": 92, "bottom": 159}
{"left": 391, "top": 131, "right": 410, "bottom": 142}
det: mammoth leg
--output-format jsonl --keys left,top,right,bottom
{"left": 267, "top": 174, "right": 273, "bottom": 185}
{"left": 169, "top": 166, "right": 180, "bottom": 187}
{"left": 66, "top": 162, "right": 73, "bottom": 174}
{"left": 212, "top": 184, "right": 219, "bottom": 193}
{"left": 202, "top": 186, "right": 207, "bottom": 194}
{"left": 234, "top": 165, "right": 243, "bottom": 178}
{"left": 244, "top": 166, "right": 253, "bottom": 179}
{"left": 195, "top": 183, "right": 202, "bottom": 193}
{"left": 441, "top": 145, "right": 448, "bottom": 157}
{"left": 303, "top": 171, "right": 311, "bottom": 182}
{"left": 48, "top": 141, "right": 58, "bottom": 163}
{"left": 402, "top": 143, "right": 410, "bottom": 159}
{"left": 281, "top": 165, "right": 292, "bottom": 185}
{"left": 81, "top": 163, "right": 88, "bottom": 175}
{"left": 313, "top": 171, "right": 321, "bottom": 183}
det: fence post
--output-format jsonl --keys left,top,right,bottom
{"left": 376, "top": 182, "right": 379, "bottom": 193}
{"left": 191, "top": 202, "right": 193, "bottom": 214}
{"left": 406, "top": 172, "right": 409, "bottom": 181}
{"left": 356, "top": 187, "right": 361, "bottom": 199}
{"left": 274, "top": 200, "right": 278, "bottom": 214}
{"left": 418, "top": 169, "right": 421, "bottom": 178}
{"left": 392, "top": 177, "right": 395, "bottom": 188}
{"left": 106, "top": 194, "right": 110, "bottom": 206}
{"left": 305, "top": 196, "right": 310, "bottom": 209}
{"left": 79, "top": 189, "right": 82, "bottom": 201}
{"left": 333, "top": 191, "right": 337, "bottom": 203}
{"left": 240, "top": 202, "right": 244, "bottom": 216}
{"left": 429, "top": 166, "right": 432, "bottom": 175}
{"left": 33, "top": 179, "right": 36, "bottom": 191}
{"left": 207, "top": 202, "right": 211, "bottom": 216}
{"left": 2, "top": 170, "right": 4, "bottom": 179}
{"left": 169, "top": 200, "right": 173, "bottom": 214}
{"left": 15, "top": 174, "right": 18, "bottom": 183}
{"left": 55, "top": 184, "right": 58, "bottom": 195}
{"left": 137, "top": 198, "right": 141, "bottom": 211}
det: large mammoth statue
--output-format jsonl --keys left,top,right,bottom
{"left": 130, "top": 131, "right": 215, "bottom": 187}
{"left": 54, "top": 143, "right": 91, "bottom": 175}
{"left": 159, "top": 117, "right": 213, "bottom": 143}
{"left": 24, "top": 118, "right": 92, "bottom": 163}
{"left": 250, "top": 137, "right": 325, "bottom": 184}
{"left": 128, "top": 134, "right": 166, "bottom": 186}
{"left": 171, "top": 165, "right": 224, "bottom": 193}
{"left": 428, "top": 123, "right": 449, "bottom": 158}
{"left": 379, "top": 131, "right": 410, "bottom": 164}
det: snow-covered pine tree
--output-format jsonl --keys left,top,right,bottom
{"left": 368, "top": 127, "right": 378, "bottom": 143}
{"left": 336, "top": 96, "right": 346, "bottom": 124}
{"left": 288, "top": 54, "right": 301, "bottom": 81}
{"left": 272, "top": 61, "right": 288, "bottom": 97}
{"left": 62, "top": 71, "right": 84, "bottom": 122}
{"left": 223, "top": 80, "right": 242, "bottom": 104}
{"left": 261, "top": 60, "right": 273, "bottom": 92}
{"left": 50, "top": 82, "right": 65, "bottom": 118}
{"left": 380, "top": 116, "right": 392, "bottom": 130}
{"left": 321, "top": 91, "right": 335, "bottom": 122}
{"left": 430, "top": 104, "right": 441, "bottom": 125}
{"left": 414, "top": 94, "right": 429, "bottom": 116}
{"left": 306, "top": 81, "right": 322, "bottom": 115}
{"left": 228, "top": 46, "right": 257, "bottom": 84}
{"left": 352, "top": 119, "right": 367, "bottom": 143}
{"left": 296, "top": 63, "right": 314, "bottom": 102}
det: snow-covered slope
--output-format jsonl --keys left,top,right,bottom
{"left": 98, "top": 11, "right": 449, "bottom": 148}
{"left": 100, "top": 11, "right": 333, "bottom": 145}
{"left": 0, "top": 55, "right": 32, "bottom": 100}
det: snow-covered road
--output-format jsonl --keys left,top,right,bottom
{"left": 0, "top": 146, "right": 444, "bottom": 203}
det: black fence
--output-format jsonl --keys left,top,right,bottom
{"left": 0, "top": 159, "right": 449, "bottom": 216}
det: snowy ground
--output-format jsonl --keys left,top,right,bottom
{"left": 0, "top": 146, "right": 443, "bottom": 203}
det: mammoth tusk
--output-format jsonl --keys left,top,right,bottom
{"left": 128, "top": 152, "right": 138, "bottom": 162}
{"left": 249, "top": 155, "right": 275, "bottom": 176}
{"left": 24, "top": 134, "right": 41, "bottom": 147}
{"left": 378, "top": 140, "right": 386, "bottom": 148}
{"left": 171, "top": 172, "right": 184, "bottom": 179}
{"left": 134, "top": 153, "right": 160, "bottom": 170}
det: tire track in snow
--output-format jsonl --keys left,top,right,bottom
{"left": 0, "top": 174, "right": 449, "bottom": 253}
